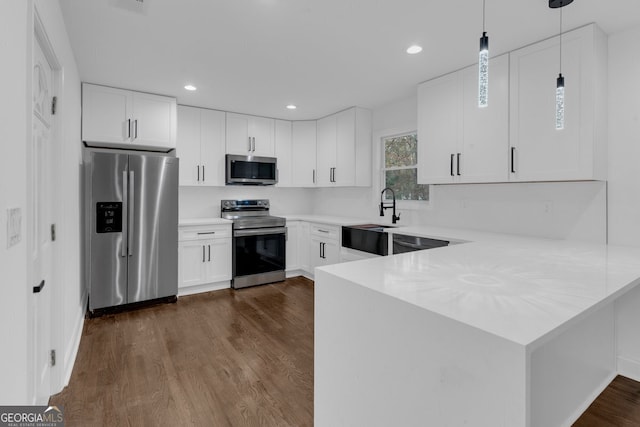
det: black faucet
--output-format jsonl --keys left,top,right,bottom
{"left": 380, "top": 187, "right": 400, "bottom": 224}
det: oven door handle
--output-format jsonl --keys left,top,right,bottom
{"left": 234, "top": 227, "right": 286, "bottom": 237}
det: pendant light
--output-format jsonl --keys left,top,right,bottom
{"left": 478, "top": 0, "right": 489, "bottom": 108}
{"left": 549, "top": 0, "right": 573, "bottom": 130}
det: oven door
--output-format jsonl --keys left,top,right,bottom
{"left": 233, "top": 226, "right": 286, "bottom": 288}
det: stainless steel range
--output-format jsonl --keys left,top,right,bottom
{"left": 221, "top": 199, "right": 286, "bottom": 289}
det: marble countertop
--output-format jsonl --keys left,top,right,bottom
{"left": 318, "top": 228, "right": 640, "bottom": 349}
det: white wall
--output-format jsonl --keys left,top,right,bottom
{"left": 32, "top": 0, "right": 84, "bottom": 394}
{"left": 0, "top": 0, "right": 30, "bottom": 405}
{"left": 312, "top": 95, "right": 607, "bottom": 243}
{"left": 608, "top": 25, "right": 640, "bottom": 381}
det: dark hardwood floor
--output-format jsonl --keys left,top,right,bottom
{"left": 51, "top": 277, "right": 314, "bottom": 426}
{"left": 51, "top": 276, "right": 640, "bottom": 426}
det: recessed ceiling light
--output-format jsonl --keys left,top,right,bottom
{"left": 184, "top": 84, "right": 197, "bottom": 91}
{"left": 286, "top": 104, "right": 297, "bottom": 110}
{"left": 406, "top": 45, "right": 423, "bottom": 55}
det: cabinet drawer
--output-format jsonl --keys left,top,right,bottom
{"left": 179, "top": 225, "right": 231, "bottom": 241}
{"left": 309, "top": 223, "right": 339, "bottom": 241}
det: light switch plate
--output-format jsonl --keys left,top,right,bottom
{"left": 7, "top": 207, "right": 22, "bottom": 248}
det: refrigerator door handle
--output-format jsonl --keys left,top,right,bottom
{"left": 122, "top": 171, "right": 128, "bottom": 257}
{"left": 128, "top": 170, "right": 134, "bottom": 257}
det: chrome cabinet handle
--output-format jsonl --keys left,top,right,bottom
{"left": 208, "top": 245, "right": 211, "bottom": 262}
{"left": 248, "top": 136, "right": 252, "bottom": 152}
{"left": 197, "top": 165, "right": 200, "bottom": 182}
{"left": 511, "top": 147, "right": 516, "bottom": 173}
{"left": 127, "top": 119, "right": 131, "bottom": 139}
{"left": 457, "top": 153, "right": 461, "bottom": 176}
{"left": 197, "top": 232, "right": 216, "bottom": 235}
{"left": 313, "top": 169, "right": 316, "bottom": 184}
{"left": 133, "top": 119, "right": 138, "bottom": 140}
{"left": 202, "top": 165, "right": 205, "bottom": 182}
{"left": 252, "top": 137, "right": 256, "bottom": 152}
{"left": 202, "top": 245, "right": 205, "bottom": 262}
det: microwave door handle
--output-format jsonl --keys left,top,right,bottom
{"left": 252, "top": 137, "right": 256, "bottom": 152}
{"left": 248, "top": 136, "right": 252, "bottom": 152}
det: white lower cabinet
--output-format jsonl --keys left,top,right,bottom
{"left": 286, "top": 221, "right": 299, "bottom": 272}
{"left": 178, "top": 223, "right": 231, "bottom": 295}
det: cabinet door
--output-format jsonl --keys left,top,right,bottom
{"left": 250, "top": 116, "right": 275, "bottom": 157}
{"left": 308, "top": 236, "right": 324, "bottom": 271}
{"left": 286, "top": 221, "right": 299, "bottom": 271}
{"left": 335, "top": 108, "right": 356, "bottom": 186}
{"left": 417, "top": 72, "right": 462, "bottom": 184}
{"left": 322, "top": 239, "right": 340, "bottom": 266}
{"left": 177, "top": 106, "right": 202, "bottom": 186}
{"left": 309, "top": 236, "right": 340, "bottom": 270}
{"left": 204, "top": 238, "right": 232, "bottom": 283}
{"left": 316, "top": 114, "right": 337, "bottom": 186}
{"left": 178, "top": 240, "right": 207, "bottom": 288}
{"left": 275, "top": 120, "right": 293, "bottom": 187}
{"left": 292, "top": 121, "right": 317, "bottom": 187}
{"left": 132, "top": 91, "right": 176, "bottom": 150}
{"left": 460, "top": 54, "right": 510, "bottom": 183}
{"left": 226, "top": 112, "right": 251, "bottom": 155}
{"left": 82, "top": 84, "right": 132, "bottom": 144}
{"left": 509, "top": 26, "right": 594, "bottom": 181}
{"left": 200, "top": 109, "right": 226, "bottom": 186}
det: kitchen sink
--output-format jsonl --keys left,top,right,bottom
{"left": 342, "top": 224, "right": 396, "bottom": 256}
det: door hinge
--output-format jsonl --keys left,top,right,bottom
{"left": 51, "top": 96, "right": 57, "bottom": 115}
{"left": 51, "top": 224, "right": 56, "bottom": 242}
{"left": 50, "top": 349, "right": 56, "bottom": 367}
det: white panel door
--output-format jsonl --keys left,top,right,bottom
{"left": 417, "top": 72, "right": 462, "bottom": 184}
{"left": 460, "top": 54, "right": 510, "bottom": 183}
{"left": 178, "top": 241, "right": 207, "bottom": 288}
{"left": 131, "top": 91, "right": 176, "bottom": 149}
{"left": 275, "top": 119, "right": 293, "bottom": 187}
{"left": 32, "top": 36, "right": 55, "bottom": 403}
{"left": 509, "top": 27, "right": 590, "bottom": 181}
{"left": 316, "top": 114, "right": 337, "bottom": 186}
{"left": 292, "top": 121, "right": 317, "bottom": 187}
{"left": 335, "top": 108, "right": 356, "bottom": 186}
{"left": 82, "top": 84, "right": 131, "bottom": 144}
{"left": 177, "top": 106, "right": 201, "bottom": 186}
{"left": 200, "top": 109, "right": 226, "bottom": 186}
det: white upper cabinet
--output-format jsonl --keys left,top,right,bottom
{"left": 226, "top": 112, "right": 275, "bottom": 157}
{"left": 418, "top": 54, "right": 509, "bottom": 184}
{"left": 291, "top": 121, "right": 317, "bottom": 187}
{"left": 316, "top": 107, "right": 372, "bottom": 187}
{"left": 275, "top": 120, "right": 293, "bottom": 187}
{"left": 509, "top": 24, "right": 607, "bottom": 182}
{"left": 177, "top": 105, "right": 225, "bottom": 186}
{"left": 82, "top": 83, "right": 176, "bottom": 151}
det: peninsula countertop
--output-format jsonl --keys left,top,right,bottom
{"left": 318, "top": 228, "right": 640, "bottom": 349}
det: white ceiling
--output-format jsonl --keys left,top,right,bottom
{"left": 59, "top": 0, "right": 640, "bottom": 120}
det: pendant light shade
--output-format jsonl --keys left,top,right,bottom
{"left": 478, "top": 0, "right": 489, "bottom": 108}
{"left": 478, "top": 32, "right": 489, "bottom": 108}
{"left": 556, "top": 74, "right": 565, "bottom": 130}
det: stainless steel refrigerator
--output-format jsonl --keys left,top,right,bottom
{"left": 84, "top": 150, "right": 179, "bottom": 313}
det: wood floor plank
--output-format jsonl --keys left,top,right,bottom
{"left": 50, "top": 276, "right": 640, "bottom": 426}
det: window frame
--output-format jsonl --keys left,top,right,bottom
{"left": 379, "top": 130, "right": 430, "bottom": 209}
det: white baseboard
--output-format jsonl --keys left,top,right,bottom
{"left": 618, "top": 356, "right": 640, "bottom": 382}
{"left": 178, "top": 281, "right": 231, "bottom": 297}
{"left": 63, "top": 300, "right": 86, "bottom": 387}
{"left": 562, "top": 371, "right": 617, "bottom": 427}
{"left": 286, "top": 269, "right": 313, "bottom": 281}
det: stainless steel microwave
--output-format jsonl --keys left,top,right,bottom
{"left": 225, "top": 154, "right": 278, "bottom": 185}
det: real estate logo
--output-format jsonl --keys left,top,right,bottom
{"left": 0, "top": 406, "right": 64, "bottom": 427}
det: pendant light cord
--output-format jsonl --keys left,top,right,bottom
{"left": 559, "top": 7, "right": 563, "bottom": 74}
{"left": 482, "top": 0, "right": 486, "bottom": 32}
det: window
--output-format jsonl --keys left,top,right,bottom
{"left": 382, "top": 133, "right": 429, "bottom": 201}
